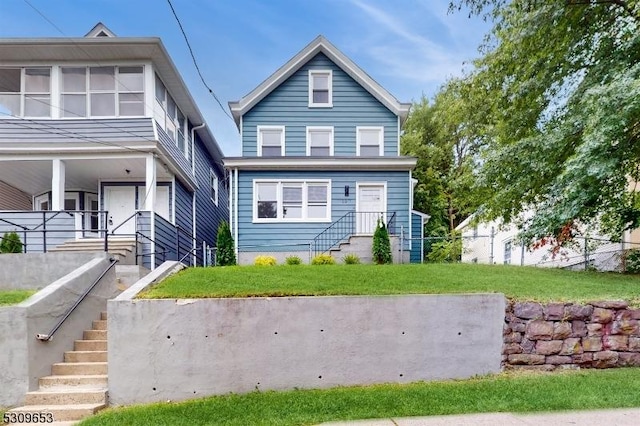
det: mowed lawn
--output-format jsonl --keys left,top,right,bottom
{"left": 140, "top": 263, "right": 640, "bottom": 303}
{"left": 0, "top": 289, "right": 35, "bottom": 306}
{"left": 79, "top": 368, "right": 640, "bottom": 426}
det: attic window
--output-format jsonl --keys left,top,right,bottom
{"left": 309, "top": 70, "right": 332, "bottom": 107}
{"left": 96, "top": 31, "right": 109, "bottom": 37}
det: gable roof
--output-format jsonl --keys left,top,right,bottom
{"left": 228, "top": 35, "right": 411, "bottom": 128}
{"left": 84, "top": 22, "right": 117, "bottom": 38}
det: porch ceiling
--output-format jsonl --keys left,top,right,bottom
{"left": 0, "top": 158, "right": 172, "bottom": 196}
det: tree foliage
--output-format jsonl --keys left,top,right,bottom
{"left": 401, "top": 80, "right": 485, "bottom": 237}
{"left": 450, "top": 0, "right": 640, "bottom": 242}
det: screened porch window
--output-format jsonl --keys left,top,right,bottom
{"left": 0, "top": 67, "right": 51, "bottom": 118}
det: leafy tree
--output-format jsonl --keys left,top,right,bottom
{"left": 401, "top": 80, "right": 485, "bottom": 237}
{"left": 372, "top": 218, "right": 392, "bottom": 264}
{"left": 449, "top": 0, "right": 640, "bottom": 242}
{"left": 0, "top": 232, "right": 23, "bottom": 253}
{"left": 216, "top": 221, "right": 236, "bottom": 266}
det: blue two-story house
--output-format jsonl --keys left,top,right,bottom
{"left": 0, "top": 23, "right": 228, "bottom": 268}
{"left": 226, "top": 36, "right": 426, "bottom": 264}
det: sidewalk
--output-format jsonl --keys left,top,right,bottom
{"left": 319, "top": 408, "right": 640, "bottom": 425}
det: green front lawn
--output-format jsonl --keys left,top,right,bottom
{"left": 0, "top": 290, "right": 35, "bottom": 306}
{"left": 80, "top": 369, "right": 640, "bottom": 425}
{"left": 140, "top": 263, "right": 640, "bottom": 303}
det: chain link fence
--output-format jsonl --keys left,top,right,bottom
{"left": 403, "top": 234, "right": 640, "bottom": 272}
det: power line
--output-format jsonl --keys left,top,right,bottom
{"left": 166, "top": 0, "right": 235, "bottom": 122}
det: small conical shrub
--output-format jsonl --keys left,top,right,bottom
{"left": 0, "top": 231, "right": 23, "bottom": 253}
{"left": 372, "top": 218, "right": 392, "bottom": 264}
{"left": 216, "top": 221, "right": 236, "bottom": 266}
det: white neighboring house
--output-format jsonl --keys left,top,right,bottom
{"left": 455, "top": 214, "right": 638, "bottom": 271}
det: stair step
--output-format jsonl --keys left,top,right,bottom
{"left": 74, "top": 340, "right": 107, "bottom": 351}
{"left": 83, "top": 329, "right": 107, "bottom": 340}
{"left": 92, "top": 320, "right": 107, "bottom": 330}
{"left": 64, "top": 351, "right": 107, "bottom": 363}
{"left": 39, "top": 375, "right": 107, "bottom": 389}
{"left": 52, "top": 362, "right": 107, "bottom": 376}
{"left": 100, "top": 311, "right": 107, "bottom": 321}
{"left": 8, "top": 403, "right": 106, "bottom": 422}
{"left": 24, "top": 389, "right": 107, "bottom": 405}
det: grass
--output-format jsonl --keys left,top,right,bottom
{"left": 139, "top": 263, "right": 640, "bottom": 304}
{"left": 0, "top": 289, "right": 35, "bottom": 306}
{"left": 79, "top": 368, "right": 640, "bottom": 425}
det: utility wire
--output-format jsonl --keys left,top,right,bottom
{"left": 166, "top": 0, "right": 235, "bottom": 122}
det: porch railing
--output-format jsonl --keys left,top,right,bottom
{"left": 0, "top": 210, "right": 206, "bottom": 268}
{"left": 312, "top": 211, "right": 397, "bottom": 255}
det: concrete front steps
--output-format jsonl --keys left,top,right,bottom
{"left": 50, "top": 238, "right": 138, "bottom": 265}
{"left": 329, "top": 235, "right": 404, "bottom": 263}
{"left": 7, "top": 312, "right": 109, "bottom": 424}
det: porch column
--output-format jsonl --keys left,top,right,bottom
{"left": 144, "top": 154, "right": 156, "bottom": 211}
{"left": 51, "top": 159, "right": 66, "bottom": 211}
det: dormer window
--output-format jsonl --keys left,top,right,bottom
{"left": 309, "top": 70, "right": 332, "bottom": 107}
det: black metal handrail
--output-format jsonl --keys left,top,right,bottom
{"left": 312, "top": 211, "right": 398, "bottom": 255}
{"left": 36, "top": 257, "right": 118, "bottom": 341}
{"left": 109, "top": 211, "right": 141, "bottom": 234}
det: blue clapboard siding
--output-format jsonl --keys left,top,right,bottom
{"left": 0, "top": 118, "right": 155, "bottom": 144}
{"left": 156, "top": 125, "right": 196, "bottom": 187}
{"left": 154, "top": 213, "right": 177, "bottom": 266}
{"left": 243, "top": 53, "right": 398, "bottom": 157}
{"left": 236, "top": 170, "right": 410, "bottom": 251}
{"left": 410, "top": 212, "right": 424, "bottom": 263}
{"left": 174, "top": 180, "right": 192, "bottom": 234}
{"left": 137, "top": 212, "right": 153, "bottom": 269}
{"left": 193, "top": 132, "right": 228, "bottom": 257}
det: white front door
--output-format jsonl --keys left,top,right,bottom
{"left": 104, "top": 186, "right": 137, "bottom": 235}
{"left": 356, "top": 184, "right": 386, "bottom": 234}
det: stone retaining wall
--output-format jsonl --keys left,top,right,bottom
{"left": 503, "top": 301, "right": 640, "bottom": 370}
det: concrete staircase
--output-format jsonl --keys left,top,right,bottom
{"left": 8, "top": 312, "right": 109, "bottom": 424}
{"left": 50, "top": 238, "right": 137, "bottom": 265}
{"left": 329, "top": 235, "right": 404, "bottom": 263}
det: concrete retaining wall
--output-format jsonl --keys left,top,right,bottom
{"left": 108, "top": 290, "right": 505, "bottom": 405}
{"left": 0, "top": 252, "right": 104, "bottom": 290}
{"left": 0, "top": 254, "right": 119, "bottom": 407}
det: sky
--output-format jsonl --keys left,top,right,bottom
{"left": 0, "top": 0, "right": 492, "bottom": 156}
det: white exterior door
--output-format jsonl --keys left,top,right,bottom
{"left": 356, "top": 184, "right": 386, "bottom": 234}
{"left": 104, "top": 186, "right": 136, "bottom": 235}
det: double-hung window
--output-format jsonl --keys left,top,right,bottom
{"left": 254, "top": 180, "right": 330, "bottom": 222}
{"left": 155, "top": 74, "right": 190, "bottom": 159}
{"left": 0, "top": 67, "right": 51, "bottom": 118}
{"left": 306, "top": 126, "right": 333, "bottom": 156}
{"left": 258, "top": 126, "right": 285, "bottom": 156}
{"left": 308, "top": 70, "right": 332, "bottom": 107}
{"left": 357, "top": 127, "right": 384, "bottom": 156}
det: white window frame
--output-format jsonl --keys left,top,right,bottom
{"left": 253, "top": 179, "right": 331, "bottom": 223}
{"left": 306, "top": 126, "right": 334, "bottom": 156}
{"left": 257, "top": 125, "right": 285, "bottom": 156}
{"left": 356, "top": 126, "right": 384, "bottom": 156}
{"left": 0, "top": 67, "right": 52, "bottom": 118}
{"left": 308, "top": 70, "right": 332, "bottom": 108}
{"left": 154, "top": 74, "right": 189, "bottom": 158}
{"left": 210, "top": 169, "right": 219, "bottom": 206}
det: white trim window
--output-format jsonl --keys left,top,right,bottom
{"left": 257, "top": 125, "right": 285, "bottom": 156}
{"left": 210, "top": 169, "right": 219, "bottom": 206}
{"left": 155, "top": 74, "right": 189, "bottom": 157}
{"left": 357, "top": 126, "right": 384, "bottom": 156}
{"left": 308, "top": 70, "right": 332, "bottom": 107}
{"left": 60, "top": 66, "right": 144, "bottom": 118}
{"left": 254, "top": 180, "right": 331, "bottom": 222}
{"left": 0, "top": 67, "right": 51, "bottom": 118}
{"left": 306, "top": 126, "right": 333, "bottom": 156}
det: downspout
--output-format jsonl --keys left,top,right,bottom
{"left": 191, "top": 123, "right": 206, "bottom": 265}
{"left": 234, "top": 168, "right": 239, "bottom": 261}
